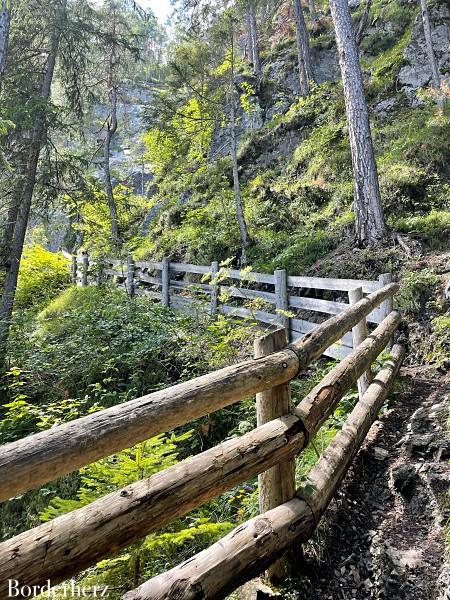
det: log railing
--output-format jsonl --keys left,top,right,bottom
{"left": 70, "top": 253, "right": 391, "bottom": 363}
{"left": 0, "top": 283, "right": 403, "bottom": 599}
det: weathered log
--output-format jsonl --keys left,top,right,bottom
{"left": 123, "top": 498, "right": 315, "bottom": 600}
{"left": 0, "top": 415, "right": 305, "bottom": 593}
{"left": 295, "top": 310, "right": 401, "bottom": 437}
{"left": 125, "top": 345, "right": 404, "bottom": 600}
{"left": 161, "top": 256, "right": 170, "bottom": 307}
{"left": 274, "top": 269, "right": 289, "bottom": 333}
{"left": 288, "top": 283, "right": 398, "bottom": 366}
{"left": 0, "top": 283, "right": 397, "bottom": 501}
{"left": 301, "top": 343, "right": 406, "bottom": 519}
{"left": 0, "top": 350, "right": 298, "bottom": 502}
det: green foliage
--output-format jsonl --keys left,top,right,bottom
{"left": 427, "top": 314, "right": 450, "bottom": 369}
{"left": 396, "top": 269, "right": 440, "bottom": 315}
{"left": 391, "top": 210, "right": 450, "bottom": 250}
{"left": 72, "top": 183, "right": 152, "bottom": 256}
{"left": 14, "top": 245, "right": 71, "bottom": 310}
{"left": 2, "top": 286, "right": 234, "bottom": 442}
{"left": 40, "top": 432, "right": 193, "bottom": 520}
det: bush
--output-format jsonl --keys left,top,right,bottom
{"left": 427, "top": 314, "right": 450, "bottom": 369}
{"left": 15, "top": 244, "right": 71, "bottom": 310}
{"left": 396, "top": 269, "right": 439, "bottom": 315}
{"left": 391, "top": 210, "right": 450, "bottom": 250}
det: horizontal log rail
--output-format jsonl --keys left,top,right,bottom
{"left": 0, "top": 283, "right": 397, "bottom": 504}
{"left": 0, "top": 310, "right": 402, "bottom": 596}
{"left": 123, "top": 344, "right": 405, "bottom": 600}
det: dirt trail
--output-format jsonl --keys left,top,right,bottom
{"left": 302, "top": 365, "right": 450, "bottom": 600}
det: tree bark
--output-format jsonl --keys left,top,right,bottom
{"left": 292, "top": 0, "right": 313, "bottom": 95}
{"left": 0, "top": 0, "right": 67, "bottom": 364}
{"left": 329, "top": 0, "right": 386, "bottom": 246}
{"left": 246, "top": 0, "right": 261, "bottom": 78}
{"left": 419, "top": 0, "right": 443, "bottom": 107}
{"left": 229, "top": 26, "right": 251, "bottom": 264}
{"left": 122, "top": 347, "right": 404, "bottom": 600}
{"left": 0, "top": 0, "right": 11, "bottom": 77}
{"left": 308, "top": 0, "right": 316, "bottom": 23}
{"left": 355, "top": 0, "right": 372, "bottom": 46}
{"left": 104, "top": 8, "right": 121, "bottom": 246}
{"left": 230, "top": 100, "right": 250, "bottom": 264}
{"left": 0, "top": 415, "right": 305, "bottom": 591}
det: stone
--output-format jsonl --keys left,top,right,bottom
{"left": 237, "top": 578, "right": 282, "bottom": 600}
{"left": 398, "top": 2, "right": 450, "bottom": 103}
{"left": 410, "top": 433, "right": 434, "bottom": 449}
{"left": 374, "top": 447, "right": 390, "bottom": 460}
{"left": 374, "top": 97, "right": 396, "bottom": 118}
{"left": 391, "top": 464, "right": 417, "bottom": 499}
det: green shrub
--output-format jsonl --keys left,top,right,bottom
{"left": 396, "top": 269, "right": 439, "bottom": 315}
{"left": 391, "top": 210, "right": 450, "bottom": 250}
{"left": 15, "top": 245, "right": 71, "bottom": 310}
{"left": 427, "top": 314, "right": 450, "bottom": 369}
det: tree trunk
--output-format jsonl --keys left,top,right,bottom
{"left": 419, "top": 0, "right": 443, "bottom": 107}
{"left": 0, "top": 0, "right": 67, "bottom": 364}
{"left": 230, "top": 99, "right": 250, "bottom": 264}
{"left": 229, "top": 24, "right": 251, "bottom": 264}
{"left": 103, "top": 9, "right": 121, "bottom": 247}
{"left": 308, "top": 0, "right": 317, "bottom": 23}
{"left": 292, "top": 0, "right": 313, "bottom": 95}
{"left": 355, "top": 0, "right": 372, "bottom": 45}
{"left": 103, "top": 84, "right": 120, "bottom": 246}
{"left": 246, "top": 0, "right": 261, "bottom": 78}
{"left": 329, "top": 0, "right": 386, "bottom": 246}
{"left": 245, "top": 7, "right": 254, "bottom": 65}
{"left": 0, "top": 0, "right": 11, "bottom": 77}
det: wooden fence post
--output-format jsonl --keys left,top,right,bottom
{"left": 81, "top": 253, "right": 89, "bottom": 287}
{"left": 379, "top": 272, "right": 393, "bottom": 347}
{"left": 210, "top": 260, "right": 219, "bottom": 317}
{"left": 379, "top": 273, "right": 393, "bottom": 318}
{"left": 127, "top": 256, "right": 135, "bottom": 298}
{"left": 71, "top": 255, "right": 77, "bottom": 285}
{"left": 274, "top": 269, "right": 289, "bottom": 339}
{"left": 254, "top": 328, "right": 295, "bottom": 582}
{"left": 162, "top": 257, "right": 170, "bottom": 307}
{"left": 348, "top": 287, "right": 371, "bottom": 398}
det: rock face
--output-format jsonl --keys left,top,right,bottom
{"left": 398, "top": 2, "right": 450, "bottom": 103}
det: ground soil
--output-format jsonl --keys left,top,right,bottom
{"left": 298, "top": 365, "right": 450, "bottom": 600}
{"left": 291, "top": 250, "right": 450, "bottom": 600}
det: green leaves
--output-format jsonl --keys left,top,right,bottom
{"left": 14, "top": 245, "right": 71, "bottom": 310}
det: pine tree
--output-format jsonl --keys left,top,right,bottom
{"left": 329, "top": 0, "right": 386, "bottom": 246}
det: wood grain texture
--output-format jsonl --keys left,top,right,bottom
{"left": 348, "top": 286, "right": 370, "bottom": 397}
{"left": 0, "top": 284, "right": 397, "bottom": 502}
{"left": 0, "top": 415, "right": 305, "bottom": 592}
{"left": 122, "top": 498, "right": 315, "bottom": 600}
{"left": 254, "top": 329, "right": 295, "bottom": 581}
{"left": 0, "top": 349, "right": 299, "bottom": 502}
{"left": 300, "top": 344, "right": 405, "bottom": 519}
{"left": 295, "top": 310, "right": 401, "bottom": 437}
{"left": 123, "top": 345, "right": 404, "bottom": 600}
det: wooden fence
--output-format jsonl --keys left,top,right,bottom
{"left": 70, "top": 253, "right": 393, "bottom": 363}
{"left": 0, "top": 281, "right": 403, "bottom": 599}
